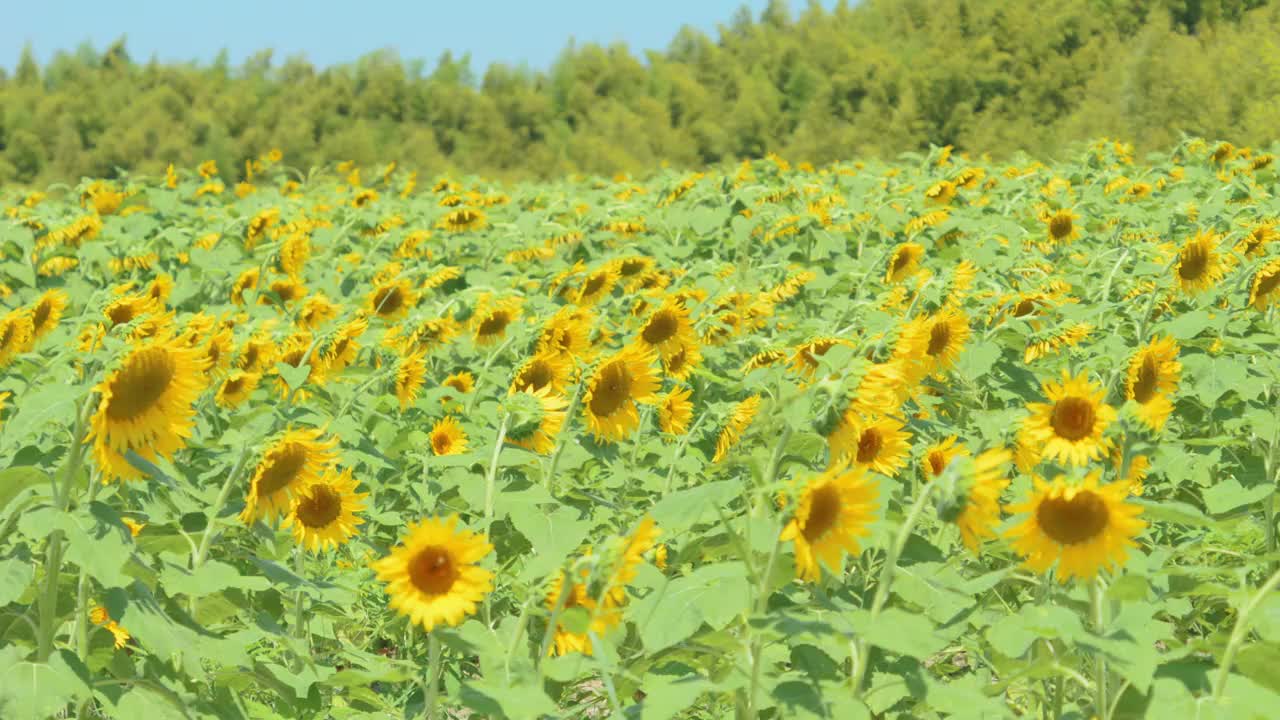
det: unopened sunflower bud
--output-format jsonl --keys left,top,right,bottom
{"left": 503, "top": 391, "right": 545, "bottom": 442}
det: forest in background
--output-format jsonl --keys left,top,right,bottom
{"left": 2, "top": 0, "right": 1279, "bottom": 185}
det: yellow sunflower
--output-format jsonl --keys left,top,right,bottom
{"left": 237, "top": 335, "right": 276, "bottom": 374}
{"left": 102, "top": 293, "right": 159, "bottom": 330}
{"left": 921, "top": 436, "right": 969, "bottom": 481}
{"left": 1021, "top": 371, "right": 1116, "bottom": 467}
{"left": 0, "top": 310, "right": 35, "bottom": 367}
{"left": 28, "top": 289, "right": 69, "bottom": 341}
{"left": 1005, "top": 472, "right": 1146, "bottom": 582}
{"left": 575, "top": 266, "right": 620, "bottom": 307}
{"left": 506, "top": 387, "right": 568, "bottom": 455}
{"left": 829, "top": 413, "right": 912, "bottom": 478}
{"left": 215, "top": 370, "right": 261, "bottom": 409}
{"left": 510, "top": 350, "right": 573, "bottom": 395}
{"left": 202, "top": 328, "right": 235, "bottom": 374}
{"left": 1044, "top": 208, "right": 1081, "bottom": 244}
{"left": 942, "top": 448, "right": 1013, "bottom": 552}
{"left": 231, "top": 267, "right": 260, "bottom": 304}
{"left": 298, "top": 293, "right": 341, "bottom": 329}
{"left": 239, "top": 428, "right": 338, "bottom": 524}
{"left": 1125, "top": 336, "right": 1181, "bottom": 432}
{"left": 789, "top": 336, "right": 852, "bottom": 379}
{"left": 536, "top": 307, "right": 597, "bottom": 363}
{"left": 274, "top": 332, "right": 325, "bottom": 399}
{"left": 712, "top": 395, "right": 762, "bottom": 463}
{"left": 1174, "top": 229, "right": 1226, "bottom": 295}
{"left": 885, "top": 243, "right": 925, "bottom": 283}
{"left": 471, "top": 296, "right": 523, "bottom": 346}
{"left": 88, "top": 339, "right": 209, "bottom": 482}
{"left": 429, "top": 416, "right": 469, "bottom": 456}
{"left": 90, "top": 606, "right": 130, "bottom": 650}
{"left": 437, "top": 208, "right": 488, "bottom": 232}
{"left": 371, "top": 515, "right": 494, "bottom": 632}
{"left": 323, "top": 318, "right": 369, "bottom": 375}
{"left": 583, "top": 346, "right": 661, "bottom": 443}
{"left": 147, "top": 273, "right": 174, "bottom": 304}
{"left": 544, "top": 570, "right": 622, "bottom": 656}
{"left": 657, "top": 387, "right": 694, "bottom": 437}
{"left": 894, "top": 308, "right": 971, "bottom": 379}
{"left": 368, "top": 278, "right": 418, "bottom": 321}
{"left": 660, "top": 341, "right": 703, "bottom": 381}
{"left": 604, "top": 516, "right": 661, "bottom": 605}
{"left": 441, "top": 371, "right": 475, "bottom": 406}
{"left": 780, "top": 461, "right": 880, "bottom": 582}
{"left": 1248, "top": 257, "right": 1280, "bottom": 311}
{"left": 636, "top": 299, "right": 696, "bottom": 359}
{"left": 396, "top": 351, "right": 427, "bottom": 411}
{"left": 284, "top": 467, "right": 368, "bottom": 552}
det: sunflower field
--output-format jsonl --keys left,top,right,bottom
{"left": 1, "top": 138, "right": 1279, "bottom": 719}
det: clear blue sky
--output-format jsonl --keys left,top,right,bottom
{"left": 3, "top": 1, "right": 824, "bottom": 73}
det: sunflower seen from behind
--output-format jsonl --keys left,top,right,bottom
{"left": 933, "top": 448, "right": 1013, "bottom": 552}
{"left": 780, "top": 460, "right": 879, "bottom": 582}
{"left": 371, "top": 515, "right": 493, "bottom": 632}
{"left": 505, "top": 386, "right": 568, "bottom": 455}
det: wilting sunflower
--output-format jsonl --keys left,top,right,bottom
{"left": 368, "top": 278, "right": 418, "bottom": 320}
{"left": 239, "top": 428, "right": 338, "bottom": 524}
{"left": 0, "top": 310, "right": 34, "bottom": 367}
{"left": 471, "top": 296, "right": 523, "bottom": 346}
{"left": 395, "top": 351, "right": 427, "bottom": 411}
{"left": 576, "top": 266, "right": 620, "bottom": 307}
{"left": 1125, "top": 336, "right": 1181, "bottom": 432}
{"left": 284, "top": 467, "right": 368, "bottom": 552}
{"left": 506, "top": 387, "right": 568, "bottom": 455}
{"left": 741, "top": 348, "right": 788, "bottom": 374}
{"left": 1174, "top": 229, "right": 1226, "bottom": 295}
{"left": 712, "top": 395, "right": 762, "bottom": 463}
{"left": 1043, "top": 208, "right": 1081, "bottom": 244}
{"left": 657, "top": 387, "right": 694, "bottom": 437}
{"left": 215, "top": 370, "right": 261, "bottom": 409}
{"left": 28, "top": 289, "right": 69, "bottom": 341}
{"left": 1248, "top": 257, "right": 1280, "bottom": 311}
{"left": 583, "top": 346, "right": 661, "bottom": 442}
{"left": 885, "top": 243, "right": 925, "bottom": 283}
{"left": 88, "top": 339, "right": 209, "bottom": 482}
{"left": 89, "top": 606, "right": 130, "bottom": 650}
{"left": 780, "top": 461, "right": 880, "bottom": 582}
{"left": 371, "top": 515, "right": 494, "bottom": 632}
{"left": 939, "top": 448, "right": 1013, "bottom": 552}
{"left": 894, "top": 308, "right": 971, "bottom": 379}
{"left": 537, "top": 307, "right": 597, "bottom": 363}
{"left": 1005, "top": 472, "right": 1146, "bottom": 582}
{"left": 544, "top": 570, "right": 622, "bottom": 656}
{"left": 1021, "top": 371, "right": 1116, "bottom": 467}
{"left": 510, "top": 350, "right": 573, "bottom": 395}
{"left": 829, "top": 414, "right": 913, "bottom": 478}
{"left": 636, "top": 299, "right": 696, "bottom": 359}
{"left": 429, "top": 416, "right": 468, "bottom": 456}
{"left": 920, "top": 436, "right": 970, "bottom": 481}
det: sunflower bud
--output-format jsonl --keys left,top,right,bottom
{"left": 503, "top": 391, "right": 546, "bottom": 443}
{"left": 809, "top": 378, "right": 847, "bottom": 438}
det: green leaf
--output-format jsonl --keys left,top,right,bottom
{"left": 0, "top": 466, "right": 50, "bottom": 514}
{"left": 955, "top": 341, "right": 1002, "bottom": 383}
{"left": 1182, "top": 353, "right": 1251, "bottom": 405}
{"left": 158, "top": 560, "right": 271, "bottom": 598}
{"left": 632, "top": 562, "right": 750, "bottom": 652}
{"left": 0, "top": 260, "right": 36, "bottom": 289}
{"left": 0, "top": 558, "right": 35, "bottom": 605}
{"left": 0, "top": 648, "right": 94, "bottom": 718}
{"left": 849, "top": 607, "right": 947, "bottom": 660}
{"left": 458, "top": 679, "right": 558, "bottom": 720}
{"left": 639, "top": 673, "right": 714, "bottom": 720}
{"left": 649, "top": 481, "right": 739, "bottom": 532}
{"left": 1203, "top": 478, "right": 1273, "bottom": 516}
{"left": 275, "top": 362, "right": 312, "bottom": 393}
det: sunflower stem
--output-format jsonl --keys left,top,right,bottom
{"left": 588, "top": 631, "right": 625, "bottom": 718}
{"left": 424, "top": 631, "right": 442, "bottom": 720}
{"left": 1213, "top": 565, "right": 1280, "bottom": 701}
{"left": 852, "top": 481, "right": 936, "bottom": 696}
{"left": 1091, "top": 577, "right": 1109, "bottom": 719}
{"left": 193, "top": 447, "right": 251, "bottom": 571}
{"left": 663, "top": 410, "right": 707, "bottom": 494}
{"left": 465, "top": 337, "right": 516, "bottom": 415}
{"left": 483, "top": 417, "right": 511, "bottom": 534}
{"left": 544, "top": 380, "right": 584, "bottom": 493}
{"left": 293, "top": 548, "right": 308, "bottom": 651}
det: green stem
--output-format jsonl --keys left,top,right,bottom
{"left": 588, "top": 632, "right": 625, "bottom": 718}
{"left": 193, "top": 448, "right": 251, "bottom": 570}
{"left": 744, "top": 427, "right": 794, "bottom": 717}
{"left": 483, "top": 417, "right": 511, "bottom": 534}
{"left": 465, "top": 337, "right": 516, "bottom": 415}
{"left": 74, "top": 567, "right": 90, "bottom": 659}
{"left": 37, "top": 397, "right": 93, "bottom": 662}
{"left": 852, "top": 482, "right": 936, "bottom": 695}
{"left": 425, "top": 631, "right": 442, "bottom": 720}
{"left": 1213, "top": 566, "right": 1280, "bottom": 701}
{"left": 1092, "top": 578, "right": 1109, "bottom": 720}
{"left": 663, "top": 410, "right": 707, "bottom": 493}
{"left": 293, "top": 548, "right": 308, "bottom": 649}
{"left": 544, "top": 380, "right": 584, "bottom": 493}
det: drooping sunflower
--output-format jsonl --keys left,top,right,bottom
{"left": 239, "top": 428, "right": 338, "bottom": 524}
{"left": 1125, "top": 336, "right": 1181, "bottom": 432}
{"left": 0, "top": 310, "right": 35, "bottom": 367}
{"left": 780, "top": 461, "right": 880, "bottom": 582}
{"left": 87, "top": 339, "right": 209, "bottom": 482}
{"left": 712, "top": 395, "right": 762, "bottom": 463}
{"left": 368, "top": 278, "right": 418, "bottom": 321}
{"left": 1240, "top": 222, "right": 1277, "bottom": 257}
{"left": 429, "top": 416, "right": 469, "bottom": 456}
{"left": 583, "top": 346, "right": 661, "bottom": 442}
{"left": 1021, "top": 371, "right": 1116, "bottom": 467}
{"left": 298, "top": 293, "right": 342, "bottom": 330}
{"left": 1174, "top": 229, "right": 1226, "bottom": 295}
{"left": 1005, "top": 472, "right": 1146, "bottom": 582}
{"left": 102, "top": 293, "right": 159, "bottom": 330}
{"left": 471, "top": 296, "right": 523, "bottom": 346}
{"left": 636, "top": 299, "right": 696, "bottom": 359}
{"left": 920, "top": 436, "right": 969, "bottom": 481}
{"left": 395, "top": 351, "right": 427, "bottom": 411}
{"left": 262, "top": 277, "right": 308, "bottom": 306}
{"left": 28, "top": 289, "right": 69, "bottom": 341}
{"left": 274, "top": 332, "right": 325, "bottom": 399}
{"left": 789, "top": 336, "right": 852, "bottom": 379}
{"left": 284, "top": 467, "right": 368, "bottom": 552}
{"left": 436, "top": 208, "right": 488, "bottom": 233}
{"left": 371, "top": 515, "right": 494, "bottom": 632}
{"left": 202, "top": 328, "right": 235, "bottom": 374}
{"left": 1248, "top": 257, "right": 1280, "bottom": 311}
{"left": 829, "top": 413, "right": 913, "bottom": 478}
{"left": 215, "top": 370, "right": 261, "bottom": 409}
{"left": 741, "top": 348, "right": 788, "bottom": 374}
{"left": 894, "top": 308, "right": 971, "bottom": 379}
{"left": 944, "top": 448, "right": 1013, "bottom": 552}
{"left": 885, "top": 243, "right": 925, "bottom": 283}
{"left": 323, "top": 317, "right": 369, "bottom": 375}
{"left": 657, "top": 387, "right": 694, "bottom": 437}
{"left": 510, "top": 350, "right": 573, "bottom": 395}
{"left": 237, "top": 334, "right": 276, "bottom": 374}
{"left": 1044, "top": 208, "right": 1081, "bottom": 244}
{"left": 231, "top": 267, "right": 260, "bottom": 305}
{"left": 506, "top": 387, "right": 568, "bottom": 455}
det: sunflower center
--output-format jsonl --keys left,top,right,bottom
{"left": 1178, "top": 243, "right": 1209, "bottom": 280}
{"left": 432, "top": 430, "right": 455, "bottom": 455}
{"left": 589, "top": 361, "right": 632, "bottom": 417}
{"left": 642, "top": 310, "right": 679, "bottom": 346}
{"left": 1049, "top": 214, "right": 1074, "bottom": 240}
{"left": 106, "top": 301, "right": 140, "bottom": 327}
{"left": 1013, "top": 299, "right": 1037, "bottom": 317}
{"left": 477, "top": 311, "right": 511, "bottom": 337}
{"left": 802, "top": 484, "right": 841, "bottom": 543}
{"left": 241, "top": 345, "right": 261, "bottom": 370}
{"left": 891, "top": 250, "right": 912, "bottom": 273}
{"left": 294, "top": 485, "right": 342, "bottom": 529}
{"left": 927, "top": 451, "right": 949, "bottom": 477}
{"left": 516, "top": 360, "right": 553, "bottom": 392}
{"left": 32, "top": 299, "right": 52, "bottom": 330}
{"left": 581, "top": 274, "right": 609, "bottom": 298}
{"left": 1257, "top": 270, "right": 1280, "bottom": 297}
{"left": 256, "top": 443, "right": 309, "bottom": 497}
{"left": 1050, "top": 396, "right": 1096, "bottom": 441}
{"left": 223, "top": 376, "right": 245, "bottom": 395}
{"left": 0, "top": 322, "right": 15, "bottom": 350}
{"left": 856, "top": 428, "right": 883, "bottom": 463}
{"left": 408, "top": 546, "right": 458, "bottom": 595}
{"left": 105, "top": 347, "right": 175, "bottom": 421}
{"left": 665, "top": 348, "right": 690, "bottom": 374}
{"left": 619, "top": 259, "right": 647, "bottom": 276}
{"left": 1131, "top": 355, "right": 1159, "bottom": 404}
{"left": 926, "top": 322, "right": 952, "bottom": 356}
{"left": 1036, "top": 490, "right": 1109, "bottom": 545}
{"left": 374, "top": 286, "right": 404, "bottom": 315}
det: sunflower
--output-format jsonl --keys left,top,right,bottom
{"left": 262, "top": 277, "right": 307, "bottom": 306}
{"left": 202, "top": 328, "right": 234, "bottom": 374}
{"left": 924, "top": 180, "right": 957, "bottom": 206}
{"left": 894, "top": 308, "right": 971, "bottom": 379}
{"left": 830, "top": 414, "right": 913, "bottom": 477}
{"left": 89, "top": 606, "right": 130, "bottom": 650}
{"left": 544, "top": 570, "right": 622, "bottom": 656}
{"left": 103, "top": 293, "right": 159, "bottom": 330}
{"left": 371, "top": 515, "right": 494, "bottom": 632}
{"left": 298, "top": 294, "right": 341, "bottom": 329}
{"left": 1125, "top": 336, "right": 1181, "bottom": 432}
{"left": 274, "top": 332, "right": 324, "bottom": 399}
{"left": 395, "top": 351, "right": 427, "bottom": 411}
{"left": 1005, "top": 472, "right": 1146, "bottom": 582}
{"left": 369, "top": 278, "right": 418, "bottom": 320}
{"left": 510, "top": 350, "right": 573, "bottom": 395}
{"left": 88, "top": 339, "right": 209, "bottom": 482}
{"left": 741, "top": 348, "right": 788, "bottom": 374}
{"left": 237, "top": 335, "right": 276, "bottom": 373}
{"left": 322, "top": 318, "right": 368, "bottom": 375}
{"left": 437, "top": 208, "right": 487, "bottom": 232}
{"left": 921, "top": 436, "right": 969, "bottom": 481}
{"left": 657, "top": 387, "right": 694, "bottom": 437}
{"left": 944, "top": 448, "right": 1013, "bottom": 552}
{"left": 0, "top": 391, "right": 9, "bottom": 429}
{"left": 779, "top": 461, "right": 879, "bottom": 582}
{"left": 231, "top": 267, "right": 260, "bottom": 304}
{"left": 1044, "top": 208, "right": 1081, "bottom": 244}
{"left": 147, "top": 274, "right": 174, "bottom": 304}
{"left": 537, "top": 307, "right": 597, "bottom": 363}
{"left": 1248, "top": 257, "right": 1280, "bottom": 311}
{"left": 1240, "top": 222, "right": 1277, "bottom": 257}
{"left": 403, "top": 315, "right": 461, "bottom": 354}
{"left": 429, "top": 416, "right": 469, "bottom": 456}
{"left": 789, "top": 337, "right": 852, "bottom": 379}
{"left": 604, "top": 516, "right": 661, "bottom": 605}
{"left": 885, "top": 243, "right": 925, "bottom": 283}
{"left": 28, "top": 289, "right": 69, "bottom": 341}
{"left": 636, "top": 299, "right": 696, "bottom": 359}
{"left": 583, "top": 346, "right": 661, "bottom": 442}
{"left": 576, "top": 266, "right": 619, "bottom": 307}
{"left": 239, "top": 428, "right": 338, "bottom": 524}
{"left": 215, "top": 370, "right": 261, "bottom": 409}
{"left": 713, "top": 395, "right": 762, "bottom": 463}
{"left": 441, "top": 371, "right": 475, "bottom": 403}
{"left": 506, "top": 387, "right": 568, "bottom": 455}
{"left": 1174, "top": 229, "right": 1226, "bottom": 295}
{"left": 1021, "top": 371, "right": 1116, "bottom": 467}
{"left": 471, "top": 296, "right": 523, "bottom": 346}
{"left": 284, "top": 467, "right": 368, "bottom": 552}
{"left": 660, "top": 342, "right": 703, "bottom": 380}
{"left": 0, "top": 310, "right": 35, "bottom": 367}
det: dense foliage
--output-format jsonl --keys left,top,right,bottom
{"left": 5, "top": 0, "right": 1280, "bottom": 184}
{"left": 1, "top": 137, "right": 1279, "bottom": 718}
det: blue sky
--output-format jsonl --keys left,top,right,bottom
{"left": 3, "top": 1, "right": 821, "bottom": 72}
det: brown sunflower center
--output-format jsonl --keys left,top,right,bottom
{"left": 105, "top": 347, "right": 175, "bottom": 421}
{"left": 1050, "top": 396, "right": 1096, "bottom": 441}
{"left": 1036, "top": 490, "right": 1109, "bottom": 545}
{"left": 665, "top": 347, "right": 691, "bottom": 374}
{"left": 241, "top": 345, "right": 261, "bottom": 370}
{"left": 642, "top": 310, "right": 680, "bottom": 346}
{"left": 619, "top": 259, "right": 648, "bottom": 276}
{"left": 32, "top": 299, "right": 53, "bottom": 331}
{"left": 256, "top": 443, "right": 309, "bottom": 497}
{"left": 926, "top": 321, "right": 952, "bottom": 357}
{"left": 1048, "top": 214, "right": 1074, "bottom": 240}
{"left": 223, "top": 376, "right": 245, "bottom": 396}
{"left": 294, "top": 484, "right": 342, "bottom": 529}
{"left": 580, "top": 274, "right": 609, "bottom": 299}
{"left": 801, "top": 483, "right": 841, "bottom": 542}
{"left": 374, "top": 286, "right": 404, "bottom": 316}
{"left": 927, "top": 451, "right": 949, "bottom": 477}
{"left": 0, "top": 321, "right": 15, "bottom": 350}
{"left": 106, "top": 301, "right": 140, "bottom": 327}
{"left": 856, "top": 428, "right": 883, "bottom": 463}
{"left": 515, "top": 360, "right": 553, "bottom": 392}
{"left": 476, "top": 311, "right": 511, "bottom": 338}
{"left": 891, "top": 249, "right": 913, "bottom": 273}
{"left": 1256, "top": 270, "right": 1280, "bottom": 297}
{"left": 1013, "top": 299, "right": 1037, "bottom": 317}
{"left": 408, "top": 546, "right": 458, "bottom": 595}
{"left": 1178, "top": 243, "right": 1209, "bottom": 280}
{"left": 589, "top": 361, "right": 632, "bottom": 417}
{"left": 432, "top": 429, "right": 455, "bottom": 455}
{"left": 1131, "top": 355, "right": 1159, "bottom": 404}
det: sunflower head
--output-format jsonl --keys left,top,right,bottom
{"left": 657, "top": 387, "right": 694, "bottom": 437}
{"left": 370, "top": 515, "right": 494, "bottom": 632}
{"left": 395, "top": 351, "right": 428, "bottom": 411}
{"left": 29, "top": 289, "right": 69, "bottom": 340}
{"left": 429, "top": 416, "right": 469, "bottom": 456}
{"left": 369, "top": 279, "right": 418, "bottom": 320}
{"left": 510, "top": 350, "right": 573, "bottom": 395}
{"left": 1044, "top": 208, "right": 1081, "bottom": 244}
{"left": 1174, "top": 229, "right": 1225, "bottom": 295}
{"left": 506, "top": 387, "right": 568, "bottom": 455}
{"left": 1021, "top": 371, "right": 1116, "bottom": 467}
{"left": 779, "top": 461, "right": 880, "bottom": 582}
{"left": 885, "top": 243, "right": 925, "bottom": 283}
{"left": 239, "top": 428, "right": 339, "bottom": 524}
{"left": 216, "top": 370, "right": 261, "bottom": 409}
{"left": 471, "top": 296, "right": 523, "bottom": 346}
{"left": 583, "top": 346, "right": 660, "bottom": 443}
{"left": 1248, "top": 257, "right": 1280, "bottom": 311}
{"left": 284, "top": 467, "right": 368, "bottom": 552}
